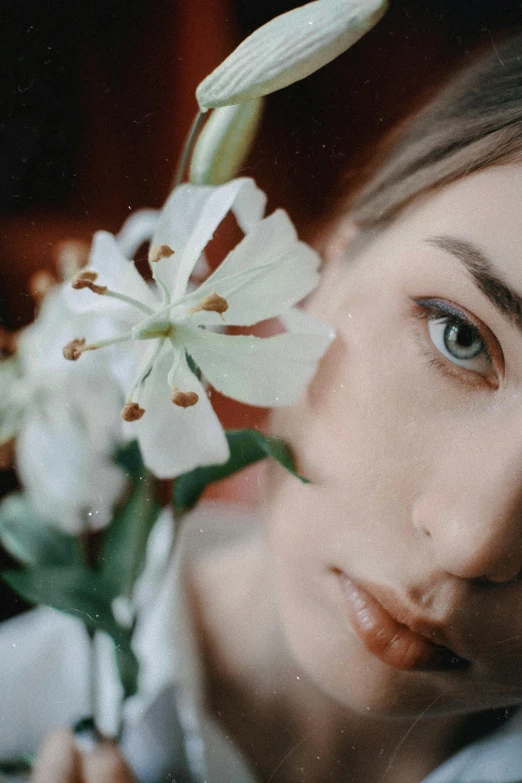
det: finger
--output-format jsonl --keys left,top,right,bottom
{"left": 80, "top": 740, "right": 136, "bottom": 783}
{"left": 31, "top": 728, "right": 82, "bottom": 783}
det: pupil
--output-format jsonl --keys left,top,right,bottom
{"left": 444, "top": 322, "right": 482, "bottom": 360}
{"left": 456, "top": 324, "right": 474, "bottom": 347}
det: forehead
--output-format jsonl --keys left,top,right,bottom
{"left": 378, "top": 165, "right": 522, "bottom": 285}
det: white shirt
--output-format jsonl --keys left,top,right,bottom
{"left": 1, "top": 503, "right": 522, "bottom": 783}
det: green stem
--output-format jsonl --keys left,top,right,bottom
{"left": 173, "top": 111, "right": 206, "bottom": 188}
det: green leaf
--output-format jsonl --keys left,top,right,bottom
{"left": 0, "top": 754, "right": 34, "bottom": 775}
{"left": 1, "top": 565, "right": 139, "bottom": 698}
{"left": 113, "top": 439, "right": 145, "bottom": 478}
{"left": 173, "top": 429, "right": 308, "bottom": 511}
{"left": 0, "top": 494, "right": 83, "bottom": 568}
{"left": 115, "top": 644, "right": 140, "bottom": 700}
{"left": 101, "top": 474, "right": 161, "bottom": 600}
{"left": 2, "top": 567, "right": 118, "bottom": 636}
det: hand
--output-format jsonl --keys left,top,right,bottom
{"left": 31, "top": 728, "right": 136, "bottom": 783}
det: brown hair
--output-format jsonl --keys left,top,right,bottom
{"left": 347, "top": 32, "right": 522, "bottom": 230}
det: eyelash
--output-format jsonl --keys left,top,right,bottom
{"left": 412, "top": 298, "right": 499, "bottom": 386}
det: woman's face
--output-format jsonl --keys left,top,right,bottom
{"left": 265, "top": 165, "right": 522, "bottom": 718}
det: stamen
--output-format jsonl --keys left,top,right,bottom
{"left": 189, "top": 290, "right": 228, "bottom": 319}
{"left": 71, "top": 271, "right": 154, "bottom": 315}
{"left": 121, "top": 402, "right": 145, "bottom": 421}
{"left": 63, "top": 338, "right": 86, "bottom": 361}
{"left": 149, "top": 245, "right": 175, "bottom": 263}
{"left": 171, "top": 387, "right": 199, "bottom": 408}
{"left": 71, "top": 270, "right": 107, "bottom": 295}
{"left": 81, "top": 331, "right": 136, "bottom": 352}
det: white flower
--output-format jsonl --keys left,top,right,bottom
{"left": 0, "top": 287, "right": 128, "bottom": 534}
{"left": 65, "top": 177, "right": 334, "bottom": 479}
{"left": 196, "top": 0, "right": 388, "bottom": 109}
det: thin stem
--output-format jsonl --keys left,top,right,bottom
{"left": 104, "top": 289, "right": 154, "bottom": 315}
{"left": 85, "top": 331, "right": 135, "bottom": 352}
{"left": 173, "top": 111, "right": 206, "bottom": 189}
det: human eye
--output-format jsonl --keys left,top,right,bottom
{"left": 413, "top": 298, "right": 500, "bottom": 382}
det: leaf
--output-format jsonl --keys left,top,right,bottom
{"left": 0, "top": 754, "right": 34, "bottom": 775}
{"left": 196, "top": 0, "right": 388, "bottom": 109}
{"left": 101, "top": 474, "right": 161, "bottom": 600}
{"left": 189, "top": 99, "right": 264, "bottom": 185}
{"left": 1, "top": 565, "right": 139, "bottom": 698}
{"left": 0, "top": 493, "right": 83, "bottom": 567}
{"left": 173, "top": 429, "right": 308, "bottom": 511}
{"left": 113, "top": 439, "right": 145, "bottom": 478}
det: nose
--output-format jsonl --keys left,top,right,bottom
{"left": 412, "top": 423, "right": 522, "bottom": 583}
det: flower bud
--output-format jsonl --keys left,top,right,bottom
{"left": 196, "top": 0, "right": 388, "bottom": 109}
{"left": 189, "top": 99, "right": 263, "bottom": 185}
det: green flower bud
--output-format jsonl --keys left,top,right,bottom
{"left": 189, "top": 99, "right": 264, "bottom": 185}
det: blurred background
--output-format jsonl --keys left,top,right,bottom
{"left": 1, "top": 0, "right": 521, "bottom": 618}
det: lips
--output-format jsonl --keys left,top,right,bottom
{"left": 336, "top": 572, "right": 469, "bottom": 672}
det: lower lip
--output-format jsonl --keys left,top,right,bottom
{"left": 337, "top": 573, "right": 466, "bottom": 672}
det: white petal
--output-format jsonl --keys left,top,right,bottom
{"left": 185, "top": 209, "right": 320, "bottom": 326}
{"left": 17, "top": 410, "right": 125, "bottom": 534}
{"left": 65, "top": 231, "right": 157, "bottom": 314}
{"left": 116, "top": 209, "right": 159, "bottom": 259}
{"left": 151, "top": 178, "right": 266, "bottom": 299}
{"left": 189, "top": 99, "right": 264, "bottom": 186}
{"left": 0, "top": 357, "right": 26, "bottom": 444}
{"left": 129, "top": 343, "right": 229, "bottom": 478}
{"left": 197, "top": 0, "right": 388, "bottom": 108}
{"left": 181, "top": 324, "right": 334, "bottom": 407}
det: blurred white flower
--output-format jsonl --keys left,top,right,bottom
{"left": 65, "top": 177, "right": 334, "bottom": 479}
{"left": 0, "top": 287, "right": 128, "bottom": 534}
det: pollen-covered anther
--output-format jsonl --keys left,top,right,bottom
{"left": 71, "top": 270, "right": 107, "bottom": 295}
{"left": 148, "top": 244, "right": 175, "bottom": 263}
{"left": 189, "top": 291, "right": 228, "bottom": 318}
{"left": 121, "top": 402, "right": 146, "bottom": 421}
{"left": 171, "top": 387, "right": 199, "bottom": 408}
{"left": 63, "top": 338, "right": 86, "bottom": 361}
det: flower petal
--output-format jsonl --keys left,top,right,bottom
{"left": 128, "top": 343, "right": 229, "bottom": 478}
{"left": 196, "top": 0, "right": 388, "bottom": 108}
{"left": 151, "top": 178, "right": 266, "bottom": 299}
{"left": 116, "top": 209, "right": 159, "bottom": 259}
{"left": 180, "top": 322, "right": 334, "bottom": 407}
{"left": 185, "top": 209, "right": 320, "bottom": 326}
{"left": 65, "top": 231, "right": 157, "bottom": 314}
{"left": 17, "top": 409, "right": 126, "bottom": 534}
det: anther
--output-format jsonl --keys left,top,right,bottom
{"left": 63, "top": 338, "right": 86, "bottom": 361}
{"left": 189, "top": 290, "right": 228, "bottom": 318}
{"left": 71, "top": 270, "right": 107, "bottom": 295}
{"left": 171, "top": 387, "right": 199, "bottom": 408}
{"left": 121, "top": 402, "right": 145, "bottom": 421}
{"left": 149, "top": 245, "right": 175, "bottom": 263}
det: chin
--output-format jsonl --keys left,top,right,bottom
{"left": 279, "top": 598, "right": 485, "bottom": 721}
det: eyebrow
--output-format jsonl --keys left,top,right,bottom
{"left": 425, "top": 234, "right": 522, "bottom": 331}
